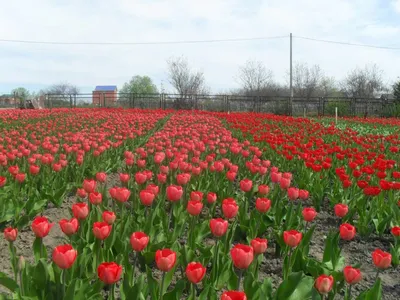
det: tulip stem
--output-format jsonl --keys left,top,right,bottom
{"left": 8, "top": 242, "right": 17, "bottom": 281}
{"left": 168, "top": 204, "right": 173, "bottom": 232}
{"left": 237, "top": 269, "right": 243, "bottom": 291}
{"left": 191, "top": 283, "right": 196, "bottom": 300}
{"left": 110, "top": 284, "right": 115, "bottom": 300}
{"left": 61, "top": 269, "right": 66, "bottom": 300}
{"left": 212, "top": 240, "right": 220, "bottom": 285}
{"left": 131, "top": 252, "right": 137, "bottom": 287}
{"left": 347, "top": 284, "right": 352, "bottom": 300}
{"left": 160, "top": 272, "right": 166, "bottom": 300}
{"left": 374, "top": 269, "right": 381, "bottom": 282}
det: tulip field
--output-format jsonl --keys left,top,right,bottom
{"left": 0, "top": 109, "right": 399, "bottom": 300}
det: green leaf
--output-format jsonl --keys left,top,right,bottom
{"left": 145, "top": 266, "right": 159, "bottom": 299}
{"left": 0, "top": 271, "right": 18, "bottom": 292}
{"left": 244, "top": 272, "right": 262, "bottom": 300}
{"left": 274, "top": 271, "right": 314, "bottom": 300}
{"left": 356, "top": 278, "right": 382, "bottom": 300}
{"left": 32, "top": 238, "right": 46, "bottom": 263}
{"left": 163, "top": 279, "right": 186, "bottom": 300}
{"left": 261, "top": 278, "right": 273, "bottom": 300}
{"left": 64, "top": 278, "right": 78, "bottom": 300}
{"left": 32, "top": 259, "right": 49, "bottom": 290}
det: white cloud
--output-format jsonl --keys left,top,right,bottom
{"left": 0, "top": 0, "right": 399, "bottom": 93}
{"left": 393, "top": 0, "right": 400, "bottom": 13}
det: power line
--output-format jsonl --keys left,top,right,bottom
{"left": 0, "top": 35, "right": 288, "bottom": 45}
{"left": 294, "top": 35, "right": 400, "bottom": 50}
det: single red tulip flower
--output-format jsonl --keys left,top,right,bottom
{"left": 0, "top": 176, "right": 6, "bottom": 187}
{"left": 190, "top": 191, "right": 203, "bottom": 201}
{"left": 251, "top": 238, "right": 268, "bottom": 254}
{"left": 166, "top": 185, "right": 183, "bottom": 202}
{"left": 372, "top": 249, "right": 392, "bottom": 269}
{"left": 93, "top": 222, "right": 112, "bottom": 240}
{"left": 279, "top": 177, "right": 291, "bottom": 189}
{"left": 302, "top": 207, "right": 317, "bottom": 222}
{"left": 32, "top": 216, "right": 54, "bottom": 238}
{"left": 97, "top": 262, "right": 123, "bottom": 284}
{"left": 187, "top": 200, "right": 203, "bottom": 216}
{"left": 139, "top": 189, "right": 155, "bottom": 206}
{"left": 59, "top": 218, "right": 79, "bottom": 236}
{"left": 130, "top": 232, "right": 149, "bottom": 252}
{"left": 339, "top": 223, "right": 356, "bottom": 241}
{"left": 82, "top": 179, "right": 96, "bottom": 193}
{"left": 287, "top": 187, "right": 299, "bottom": 200}
{"left": 186, "top": 262, "right": 206, "bottom": 284}
{"left": 15, "top": 173, "right": 26, "bottom": 183}
{"left": 3, "top": 227, "right": 18, "bottom": 242}
{"left": 102, "top": 211, "right": 116, "bottom": 225}
{"left": 240, "top": 179, "right": 253, "bottom": 192}
{"left": 343, "top": 266, "right": 362, "bottom": 284}
{"left": 270, "top": 171, "right": 282, "bottom": 183}
{"left": 115, "top": 187, "right": 131, "bottom": 203}
{"left": 72, "top": 202, "right": 89, "bottom": 220}
{"left": 76, "top": 188, "right": 87, "bottom": 199}
{"left": 135, "top": 172, "right": 147, "bottom": 185}
{"left": 258, "top": 185, "right": 269, "bottom": 195}
{"left": 221, "top": 291, "right": 247, "bottom": 300}
{"left": 52, "top": 244, "right": 77, "bottom": 269}
{"left": 119, "top": 173, "right": 130, "bottom": 183}
{"left": 230, "top": 244, "right": 254, "bottom": 269}
{"left": 255, "top": 198, "right": 271, "bottom": 213}
{"left": 176, "top": 173, "right": 190, "bottom": 185}
{"left": 96, "top": 172, "right": 107, "bottom": 183}
{"left": 391, "top": 226, "right": 400, "bottom": 237}
{"left": 207, "top": 192, "right": 217, "bottom": 204}
{"left": 314, "top": 275, "right": 334, "bottom": 295}
{"left": 29, "top": 164, "right": 40, "bottom": 175}
{"left": 157, "top": 173, "right": 167, "bottom": 183}
{"left": 89, "top": 192, "right": 102, "bottom": 205}
{"left": 283, "top": 230, "right": 302, "bottom": 248}
{"left": 222, "top": 198, "right": 238, "bottom": 219}
{"left": 299, "top": 189, "right": 309, "bottom": 200}
{"left": 226, "top": 171, "right": 237, "bottom": 182}
{"left": 146, "top": 184, "right": 160, "bottom": 196}
{"left": 210, "top": 218, "right": 228, "bottom": 237}
{"left": 155, "top": 249, "right": 177, "bottom": 272}
{"left": 334, "top": 203, "right": 348, "bottom": 218}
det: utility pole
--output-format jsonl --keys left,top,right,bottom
{"left": 289, "top": 32, "right": 293, "bottom": 115}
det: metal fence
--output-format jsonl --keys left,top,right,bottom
{"left": 4, "top": 93, "right": 398, "bottom": 117}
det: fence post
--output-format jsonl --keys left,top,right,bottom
{"left": 70, "top": 95, "right": 73, "bottom": 109}
{"left": 322, "top": 98, "right": 325, "bottom": 116}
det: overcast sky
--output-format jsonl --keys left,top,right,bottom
{"left": 0, "top": 0, "right": 399, "bottom": 94}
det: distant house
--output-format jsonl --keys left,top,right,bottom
{"left": 92, "top": 85, "right": 118, "bottom": 107}
{"left": 0, "top": 94, "right": 16, "bottom": 106}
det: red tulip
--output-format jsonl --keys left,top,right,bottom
{"left": 210, "top": 218, "right": 228, "bottom": 237}
{"left": 302, "top": 207, "right": 317, "bottom": 222}
{"left": 119, "top": 173, "right": 130, "bottom": 183}
{"left": 15, "top": 173, "right": 26, "bottom": 183}
{"left": 270, "top": 171, "right": 282, "bottom": 183}
{"left": 186, "top": 262, "right": 206, "bottom": 284}
{"left": 96, "top": 172, "right": 107, "bottom": 183}
{"left": 59, "top": 218, "right": 79, "bottom": 236}
{"left": 139, "top": 189, "right": 155, "bottom": 206}
{"left": 93, "top": 222, "right": 112, "bottom": 240}
{"left": 83, "top": 179, "right": 96, "bottom": 193}
{"left": 97, "top": 262, "right": 123, "bottom": 284}
{"left": 207, "top": 192, "right": 217, "bottom": 204}
{"left": 279, "top": 177, "right": 291, "bottom": 189}
{"left": 240, "top": 179, "right": 253, "bottom": 192}
{"left": 52, "top": 244, "right": 77, "bottom": 269}
{"left": 283, "top": 230, "right": 302, "bottom": 248}
{"left": 130, "top": 232, "right": 149, "bottom": 252}
{"left": 343, "top": 266, "right": 362, "bottom": 284}
{"left": 89, "top": 192, "right": 102, "bottom": 205}
{"left": 221, "top": 291, "right": 247, "bottom": 300}
{"left": 177, "top": 173, "right": 190, "bottom": 185}
{"left": 135, "top": 172, "right": 147, "bottom": 185}
{"left": 287, "top": 187, "right": 299, "bottom": 200}
{"left": 76, "top": 188, "right": 87, "bottom": 199}
{"left": 258, "top": 185, "right": 269, "bottom": 195}
{"left": 372, "top": 249, "right": 392, "bottom": 269}
{"left": 114, "top": 187, "right": 131, "bottom": 203}
{"left": 146, "top": 184, "right": 160, "bottom": 196}
{"left": 32, "top": 216, "right": 54, "bottom": 238}
{"left": 157, "top": 173, "right": 167, "bottom": 183}
{"left": 298, "top": 189, "right": 309, "bottom": 200}
{"left": 391, "top": 226, "right": 400, "bottom": 237}
{"left": 334, "top": 203, "right": 348, "bottom": 218}
{"left": 29, "top": 164, "right": 40, "bottom": 175}
{"left": 339, "top": 223, "right": 356, "bottom": 241}
{"left": 72, "top": 202, "right": 89, "bottom": 220}
{"left": 3, "top": 227, "right": 18, "bottom": 242}
{"left": 155, "top": 249, "right": 177, "bottom": 272}
{"left": 187, "top": 200, "right": 203, "bottom": 216}
{"left": 314, "top": 275, "right": 334, "bottom": 294}
{"left": 0, "top": 176, "right": 6, "bottom": 187}
{"left": 222, "top": 198, "right": 238, "bottom": 219}
{"left": 230, "top": 244, "right": 254, "bottom": 269}
{"left": 226, "top": 171, "right": 237, "bottom": 182}
{"left": 255, "top": 198, "right": 271, "bottom": 213}
{"left": 251, "top": 238, "right": 268, "bottom": 254}
{"left": 102, "top": 211, "right": 116, "bottom": 225}
{"left": 166, "top": 185, "right": 183, "bottom": 202}
{"left": 190, "top": 191, "right": 203, "bottom": 201}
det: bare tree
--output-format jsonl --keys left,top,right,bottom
{"left": 167, "top": 56, "right": 208, "bottom": 96}
{"left": 45, "top": 82, "right": 80, "bottom": 107}
{"left": 317, "top": 76, "right": 338, "bottom": 97}
{"left": 292, "top": 63, "right": 323, "bottom": 99}
{"left": 236, "top": 60, "right": 273, "bottom": 95}
{"left": 341, "top": 64, "right": 384, "bottom": 98}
